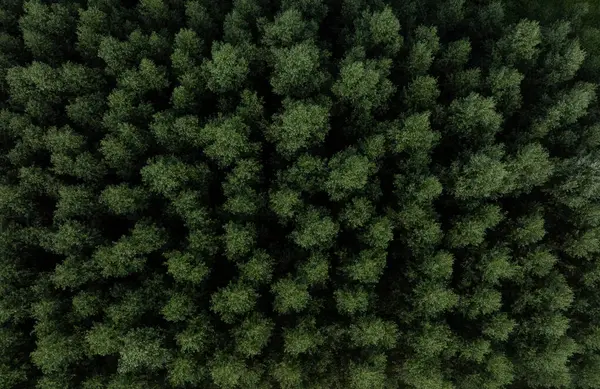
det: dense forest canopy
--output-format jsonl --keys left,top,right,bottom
{"left": 2, "top": 0, "right": 600, "bottom": 388}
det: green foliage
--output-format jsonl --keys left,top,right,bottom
{"left": 298, "top": 252, "right": 330, "bottom": 286}
{"left": 211, "top": 281, "right": 258, "bottom": 323}
{"left": 118, "top": 327, "right": 170, "bottom": 374}
{"left": 233, "top": 314, "right": 274, "bottom": 357}
{"left": 85, "top": 323, "right": 121, "bottom": 356}
{"left": 354, "top": 7, "right": 403, "bottom": 56}
{"left": 204, "top": 42, "right": 250, "bottom": 93}
{"left": 496, "top": 19, "right": 542, "bottom": 64}
{"left": 93, "top": 222, "right": 167, "bottom": 277}
{"left": 407, "top": 26, "right": 441, "bottom": 75}
{"left": 325, "top": 149, "right": 376, "bottom": 201}
{"left": 271, "top": 41, "right": 328, "bottom": 97}
{"left": 198, "top": 115, "right": 258, "bottom": 167}
{"left": 3, "top": 2, "right": 600, "bottom": 388}
{"left": 292, "top": 206, "right": 339, "bottom": 249}
{"left": 403, "top": 75, "right": 440, "bottom": 111}
{"left": 348, "top": 354, "right": 388, "bottom": 389}
{"left": 100, "top": 184, "right": 149, "bottom": 216}
{"left": 267, "top": 98, "right": 330, "bottom": 157}
{"left": 335, "top": 287, "right": 370, "bottom": 316}
{"left": 239, "top": 249, "right": 275, "bottom": 285}
{"left": 447, "top": 93, "right": 503, "bottom": 145}
{"left": 272, "top": 277, "right": 310, "bottom": 314}
{"left": 438, "top": 38, "right": 471, "bottom": 71}
{"left": 487, "top": 66, "right": 524, "bottom": 114}
{"left": 141, "top": 155, "right": 210, "bottom": 198}
{"left": 388, "top": 112, "right": 440, "bottom": 154}
{"left": 270, "top": 187, "right": 303, "bottom": 221}
{"left": 348, "top": 316, "right": 398, "bottom": 349}
{"left": 531, "top": 82, "right": 596, "bottom": 138}
{"left": 224, "top": 221, "right": 256, "bottom": 260}
{"left": 20, "top": 0, "right": 78, "bottom": 62}
{"left": 280, "top": 154, "right": 327, "bottom": 193}
{"left": 451, "top": 146, "right": 509, "bottom": 200}
{"left": 332, "top": 57, "right": 395, "bottom": 113}
{"left": 448, "top": 204, "right": 504, "bottom": 248}
{"left": 344, "top": 248, "right": 388, "bottom": 284}
{"left": 262, "top": 8, "right": 317, "bottom": 47}
{"left": 506, "top": 142, "right": 554, "bottom": 194}
{"left": 175, "top": 315, "right": 213, "bottom": 354}
{"left": 209, "top": 352, "right": 247, "bottom": 389}
{"left": 165, "top": 250, "right": 210, "bottom": 284}
{"left": 168, "top": 355, "right": 206, "bottom": 386}
{"left": 161, "top": 291, "right": 196, "bottom": 322}
{"left": 283, "top": 317, "right": 324, "bottom": 355}
{"left": 31, "top": 332, "right": 83, "bottom": 374}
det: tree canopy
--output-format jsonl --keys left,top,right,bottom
{"left": 2, "top": 0, "right": 600, "bottom": 388}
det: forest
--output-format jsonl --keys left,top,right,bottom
{"left": 2, "top": 0, "right": 600, "bottom": 388}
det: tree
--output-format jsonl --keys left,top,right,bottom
{"left": 282, "top": 317, "right": 323, "bottom": 356}
{"left": 164, "top": 250, "right": 210, "bottom": 285}
{"left": 223, "top": 221, "right": 256, "bottom": 261}
{"left": 261, "top": 8, "right": 318, "bottom": 48}
{"left": 403, "top": 75, "right": 440, "bottom": 111}
{"left": 495, "top": 19, "right": 542, "bottom": 65}
{"left": 486, "top": 66, "right": 524, "bottom": 115}
{"left": 117, "top": 327, "right": 170, "bottom": 374}
{"left": 266, "top": 98, "right": 330, "bottom": 158}
{"left": 19, "top": 0, "right": 78, "bottom": 63}
{"left": 140, "top": 155, "right": 210, "bottom": 198}
{"left": 197, "top": 115, "right": 259, "bottom": 167}
{"left": 348, "top": 316, "right": 398, "bottom": 349}
{"left": 239, "top": 249, "right": 275, "bottom": 286}
{"left": 325, "top": 149, "right": 376, "bottom": 201}
{"left": 291, "top": 206, "right": 339, "bottom": 250}
{"left": 446, "top": 93, "right": 503, "bottom": 146}
{"left": 447, "top": 204, "right": 504, "bottom": 248}
{"left": 272, "top": 276, "right": 310, "bottom": 314}
{"left": 437, "top": 38, "right": 471, "bottom": 72}
{"left": 211, "top": 281, "right": 258, "bottom": 323}
{"left": 161, "top": 291, "right": 196, "bottom": 322}
{"left": 93, "top": 221, "right": 166, "bottom": 278}
{"left": 204, "top": 42, "right": 250, "bottom": 93}
{"left": 353, "top": 7, "right": 403, "bottom": 57}
{"left": 270, "top": 41, "right": 328, "bottom": 97}
{"left": 332, "top": 56, "right": 395, "bottom": 114}
{"left": 233, "top": 313, "right": 274, "bottom": 357}
{"left": 5, "top": 1, "right": 600, "bottom": 388}
{"left": 407, "top": 26, "right": 440, "bottom": 76}
{"left": 100, "top": 184, "right": 149, "bottom": 216}
{"left": 387, "top": 112, "right": 440, "bottom": 154}
{"left": 450, "top": 146, "right": 509, "bottom": 200}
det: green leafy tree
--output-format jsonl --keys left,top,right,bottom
{"left": 495, "top": 19, "right": 542, "bottom": 65}
{"left": 353, "top": 7, "right": 403, "bottom": 57}
{"left": 117, "top": 327, "right": 171, "bottom": 374}
{"left": 332, "top": 56, "right": 395, "bottom": 114}
{"left": 233, "top": 313, "right": 274, "bottom": 357}
{"left": 270, "top": 41, "right": 328, "bottom": 97}
{"left": 164, "top": 250, "right": 210, "bottom": 285}
{"left": 19, "top": 0, "right": 78, "bottom": 63}
{"left": 197, "top": 115, "right": 259, "bottom": 167}
{"left": 211, "top": 281, "right": 258, "bottom": 323}
{"left": 325, "top": 149, "right": 376, "bottom": 201}
{"left": 407, "top": 26, "right": 441, "bottom": 76}
{"left": 261, "top": 8, "right": 318, "bottom": 47}
{"left": 272, "top": 276, "right": 310, "bottom": 314}
{"left": 204, "top": 42, "right": 250, "bottom": 93}
{"left": 291, "top": 206, "right": 339, "bottom": 250}
{"left": 93, "top": 221, "right": 167, "bottom": 278}
{"left": 267, "top": 98, "right": 330, "bottom": 158}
